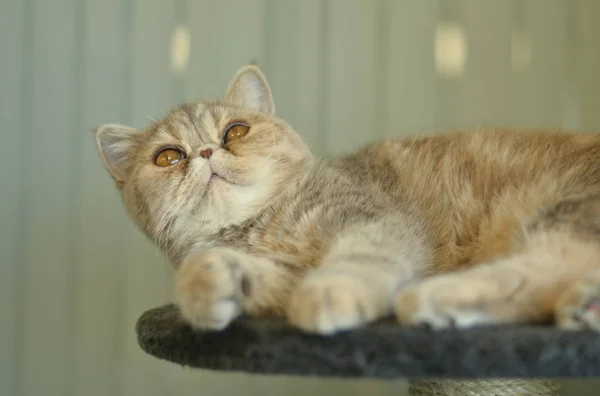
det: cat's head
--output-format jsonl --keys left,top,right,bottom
{"left": 95, "top": 65, "right": 311, "bottom": 253}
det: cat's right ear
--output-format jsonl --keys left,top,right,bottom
{"left": 95, "top": 124, "right": 140, "bottom": 183}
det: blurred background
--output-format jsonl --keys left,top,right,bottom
{"left": 2, "top": 0, "right": 600, "bottom": 395}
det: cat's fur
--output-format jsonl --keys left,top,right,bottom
{"left": 95, "top": 65, "right": 600, "bottom": 334}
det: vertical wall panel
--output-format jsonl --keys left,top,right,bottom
{"left": 73, "top": 1, "right": 131, "bottom": 395}
{"left": 434, "top": 0, "right": 513, "bottom": 130}
{"left": 385, "top": 0, "right": 438, "bottom": 137}
{"left": 461, "top": 0, "right": 513, "bottom": 127}
{"left": 123, "top": 1, "right": 180, "bottom": 395}
{"left": 511, "top": 0, "right": 567, "bottom": 128}
{"left": 0, "top": 1, "right": 28, "bottom": 394}
{"left": 183, "top": 0, "right": 266, "bottom": 103}
{"left": 433, "top": 0, "right": 466, "bottom": 130}
{"left": 326, "top": 0, "right": 379, "bottom": 155}
{"left": 262, "top": 0, "right": 324, "bottom": 152}
{"left": 571, "top": 0, "right": 600, "bottom": 131}
{"left": 293, "top": 0, "right": 327, "bottom": 152}
{"left": 17, "top": 0, "right": 81, "bottom": 395}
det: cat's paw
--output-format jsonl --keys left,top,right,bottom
{"left": 394, "top": 266, "right": 524, "bottom": 329}
{"left": 556, "top": 276, "right": 600, "bottom": 331}
{"left": 175, "top": 248, "right": 248, "bottom": 330}
{"left": 394, "top": 277, "right": 486, "bottom": 329}
{"left": 286, "top": 274, "right": 380, "bottom": 335}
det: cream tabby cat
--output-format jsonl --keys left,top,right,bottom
{"left": 96, "top": 64, "right": 600, "bottom": 334}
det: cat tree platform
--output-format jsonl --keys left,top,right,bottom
{"left": 136, "top": 304, "right": 600, "bottom": 395}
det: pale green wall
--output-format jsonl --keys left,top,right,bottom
{"left": 1, "top": 1, "right": 600, "bottom": 396}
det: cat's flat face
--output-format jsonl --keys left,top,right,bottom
{"left": 95, "top": 66, "right": 311, "bottom": 252}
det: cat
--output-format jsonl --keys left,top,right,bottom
{"left": 95, "top": 64, "right": 600, "bottom": 334}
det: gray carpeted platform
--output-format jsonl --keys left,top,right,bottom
{"left": 136, "top": 304, "right": 600, "bottom": 379}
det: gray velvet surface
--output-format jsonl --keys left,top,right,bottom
{"left": 136, "top": 304, "right": 600, "bottom": 379}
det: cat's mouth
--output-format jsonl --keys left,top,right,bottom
{"left": 209, "top": 173, "right": 224, "bottom": 184}
{"left": 202, "top": 173, "right": 226, "bottom": 198}
{"left": 206, "top": 170, "right": 249, "bottom": 187}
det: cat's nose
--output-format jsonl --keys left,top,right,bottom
{"left": 199, "top": 148, "right": 213, "bottom": 159}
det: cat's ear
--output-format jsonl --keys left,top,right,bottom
{"left": 95, "top": 124, "right": 141, "bottom": 183}
{"left": 224, "top": 64, "right": 275, "bottom": 115}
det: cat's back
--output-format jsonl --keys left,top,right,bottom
{"left": 338, "top": 128, "right": 600, "bottom": 269}
{"left": 348, "top": 128, "right": 600, "bottom": 198}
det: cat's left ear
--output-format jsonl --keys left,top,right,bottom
{"left": 224, "top": 64, "right": 275, "bottom": 115}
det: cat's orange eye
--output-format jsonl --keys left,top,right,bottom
{"left": 222, "top": 123, "right": 250, "bottom": 145}
{"left": 154, "top": 147, "right": 185, "bottom": 167}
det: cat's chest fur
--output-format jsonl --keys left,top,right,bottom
{"left": 212, "top": 161, "right": 399, "bottom": 269}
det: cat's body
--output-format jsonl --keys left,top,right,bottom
{"left": 353, "top": 130, "right": 600, "bottom": 271}
{"left": 96, "top": 65, "right": 600, "bottom": 334}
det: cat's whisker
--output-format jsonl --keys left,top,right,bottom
{"left": 176, "top": 209, "right": 212, "bottom": 227}
{"left": 149, "top": 245, "right": 164, "bottom": 267}
{"left": 263, "top": 124, "right": 276, "bottom": 164}
{"left": 133, "top": 112, "right": 160, "bottom": 125}
{"left": 251, "top": 125, "right": 278, "bottom": 183}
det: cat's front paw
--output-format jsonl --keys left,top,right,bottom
{"left": 175, "top": 248, "right": 248, "bottom": 330}
{"left": 286, "top": 274, "right": 381, "bottom": 335}
{"left": 394, "top": 265, "right": 524, "bottom": 329}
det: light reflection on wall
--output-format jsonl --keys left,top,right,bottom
{"left": 434, "top": 22, "right": 467, "bottom": 78}
{"left": 511, "top": 29, "right": 532, "bottom": 71}
{"left": 170, "top": 25, "right": 191, "bottom": 75}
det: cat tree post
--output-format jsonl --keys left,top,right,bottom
{"left": 408, "top": 379, "right": 560, "bottom": 395}
{"left": 136, "top": 305, "right": 597, "bottom": 395}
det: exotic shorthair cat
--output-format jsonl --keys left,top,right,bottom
{"left": 95, "top": 64, "right": 600, "bottom": 334}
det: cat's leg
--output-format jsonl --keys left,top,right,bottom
{"left": 286, "top": 219, "right": 429, "bottom": 334}
{"left": 175, "top": 247, "right": 297, "bottom": 330}
{"left": 395, "top": 194, "right": 600, "bottom": 329}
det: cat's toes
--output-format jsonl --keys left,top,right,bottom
{"left": 556, "top": 278, "right": 600, "bottom": 331}
{"left": 394, "top": 273, "right": 509, "bottom": 329}
{"left": 286, "top": 275, "right": 380, "bottom": 335}
{"left": 175, "top": 249, "right": 246, "bottom": 330}
{"left": 394, "top": 284, "right": 454, "bottom": 329}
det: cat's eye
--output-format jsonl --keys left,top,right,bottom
{"left": 222, "top": 123, "right": 250, "bottom": 145}
{"left": 154, "top": 147, "right": 185, "bottom": 167}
